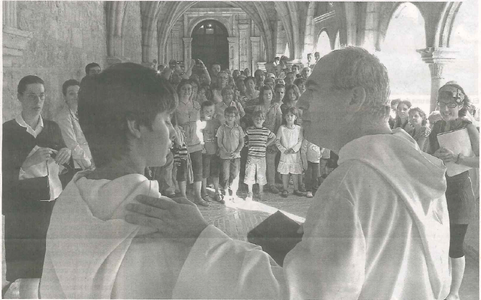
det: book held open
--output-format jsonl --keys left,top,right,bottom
{"left": 437, "top": 128, "right": 474, "bottom": 176}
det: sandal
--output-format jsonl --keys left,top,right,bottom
{"left": 194, "top": 198, "right": 210, "bottom": 207}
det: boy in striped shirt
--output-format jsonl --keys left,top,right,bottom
{"left": 244, "top": 110, "right": 276, "bottom": 201}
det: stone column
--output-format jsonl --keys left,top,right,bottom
{"left": 183, "top": 37, "right": 192, "bottom": 64}
{"left": 3, "top": 2, "right": 33, "bottom": 67}
{"left": 417, "top": 47, "right": 457, "bottom": 112}
{"left": 238, "top": 23, "right": 250, "bottom": 71}
{"left": 250, "top": 36, "right": 261, "bottom": 71}
{"left": 227, "top": 37, "right": 238, "bottom": 70}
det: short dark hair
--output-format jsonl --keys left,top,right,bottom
{"left": 78, "top": 63, "right": 177, "bottom": 168}
{"left": 176, "top": 79, "right": 195, "bottom": 95}
{"left": 259, "top": 85, "right": 274, "bottom": 105}
{"left": 62, "top": 79, "right": 80, "bottom": 96}
{"left": 252, "top": 110, "right": 266, "bottom": 120}
{"left": 201, "top": 100, "right": 215, "bottom": 110}
{"left": 408, "top": 107, "right": 428, "bottom": 126}
{"left": 18, "top": 75, "right": 44, "bottom": 94}
{"left": 85, "top": 62, "right": 101, "bottom": 75}
{"left": 225, "top": 106, "right": 238, "bottom": 116}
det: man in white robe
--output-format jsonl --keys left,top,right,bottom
{"left": 126, "top": 47, "right": 450, "bottom": 299}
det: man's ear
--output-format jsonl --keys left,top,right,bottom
{"left": 127, "top": 119, "right": 141, "bottom": 139}
{"left": 348, "top": 86, "right": 366, "bottom": 114}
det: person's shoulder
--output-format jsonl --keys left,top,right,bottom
{"left": 3, "top": 118, "right": 17, "bottom": 127}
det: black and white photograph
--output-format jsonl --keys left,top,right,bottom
{"left": 2, "top": 0, "right": 479, "bottom": 299}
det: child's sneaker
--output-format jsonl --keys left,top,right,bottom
{"left": 306, "top": 191, "right": 313, "bottom": 198}
{"left": 293, "top": 190, "right": 307, "bottom": 197}
{"left": 281, "top": 190, "right": 289, "bottom": 198}
{"left": 269, "top": 185, "right": 280, "bottom": 194}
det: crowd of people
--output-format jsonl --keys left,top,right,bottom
{"left": 2, "top": 47, "right": 479, "bottom": 299}
{"left": 148, "top": 54, "right": 333, "bottom": 207}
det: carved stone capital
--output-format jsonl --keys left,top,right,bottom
{"left": 250, "top": 36, "right": 261, "bottom": 43}
{"left": 182, "top": 37, "right": 193, "bottom": 45}
{"left": 416, "top": 47, "right": 457, "bottom": 64}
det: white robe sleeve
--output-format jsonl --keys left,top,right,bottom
{"left": 173, "top": 225, "right": 285, "bottom": 299}
{"left": 284, "top": 195, "right": 366, "bottom": 299}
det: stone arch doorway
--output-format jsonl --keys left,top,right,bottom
{"left": 192, "top": 20, "right": 229, "bottom": 71}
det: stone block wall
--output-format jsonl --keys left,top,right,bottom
{"left": 3, "top": 1, "right": 108, "bottom": 122}
{"left": 122, "top": 1, "right": 142, "bottom": 63}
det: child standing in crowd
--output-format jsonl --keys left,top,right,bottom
{"left": 199, "top": 101, "right": 224, "bottom": 204}
{"left": 255, "top": 85, "right": 283, "bottom": 194}
{"left": 301, "top": 140, "right": 330, "bottom": 198}
{"left": 276, "top": 107, "right": 304, "bottom": 198}
{"left": 244, "top": 110, "right": 276, "bottom": 201}
{"left": 217, "top": 106, "right": 245, "bottom": 200}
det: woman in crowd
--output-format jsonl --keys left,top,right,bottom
{"left": 254, "top": 69, "right": 265, "bottom": 90}
{"left": 244, "top": 76, "right": 259, "bottom": 105}
{"left": 255, "top": 85, "right": 283, "bottom": 194}
{"left": 427, "top": 82, "right": 479, "bottom": 300}
{"left": 40, "top": 63, "right": 188, "bottom": 298}
{"left": 3, "top": 75, "right": 71, "bottom": 284}
{"left": 393, "top": 100, "right": 413, "bottom": 133}
{"left": 408, "top": 107, "right": 430, "bottom": 151}
{"left": 281, "top": 84, "right": 301, "bottom": 117}
{"left": 175, "top": 79, "right": 209, "bottom": 206}
{"left": 212, "top": 70, "right": 230, "bottom": 104}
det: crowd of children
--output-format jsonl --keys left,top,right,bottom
{"left": 154, "top": 56, "right": 332, "bottom": 206}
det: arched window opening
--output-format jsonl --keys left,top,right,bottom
{"left": 443, "top": 1, "right": 479, "bottom": 107}
{"left": 192, "top": 20, "right": 229, "bottom": 71}
{"left": 316, "top": 31, "right": 331, "bottom": 59}
{"left": 377, "top": 3, "right": 430, "bottom": 113}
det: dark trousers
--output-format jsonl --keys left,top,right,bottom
{"left": 4, "top": 201, "right": 55, "bottom": 282}
{"left": 305, "top": 161, "right": 320, "bottom": 193}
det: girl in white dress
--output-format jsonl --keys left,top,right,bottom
{"left": 276, "top": 107, "right": 304, "bottom": 197}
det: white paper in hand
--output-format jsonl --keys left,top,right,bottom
{"left": 437, "top": 128, "right": 474, "bottom": 176}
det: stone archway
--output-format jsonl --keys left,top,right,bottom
{"left": 191, "top": 20, "right": 229, "bottom": 71}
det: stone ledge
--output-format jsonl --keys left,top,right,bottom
{"left": 3, "top": 26, "right": 33, "bottom": 52}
